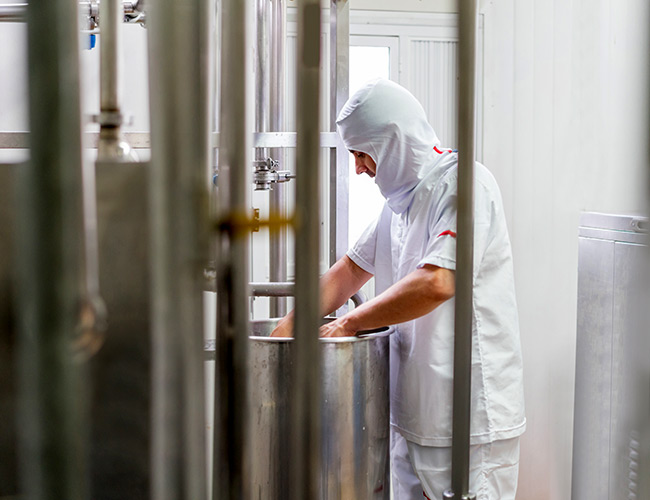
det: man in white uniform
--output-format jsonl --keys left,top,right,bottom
{"left": 272, "top": 79, "right": 525, "bottom": 500}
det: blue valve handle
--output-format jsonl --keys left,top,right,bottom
{"left": 85, "top": 34, "right": 96, "bottom": 50}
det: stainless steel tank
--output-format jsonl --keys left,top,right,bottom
{"left": 249, "top": 319, "right": 391, "bottom": 499}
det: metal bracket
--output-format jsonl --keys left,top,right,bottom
{"left": 123, "top": 0, "right": 146, "bottom": 26}
{"left": 89, "top": 111, "right": 134, "bottom": 128}
{"left": 443, "top": 490, "right": 477, "bottom": 500}
{"left": 253, "top": 157, "right": 294, "bottom": 190}
{"left": 213, "top": 212, "right": 294, "bottom": 237}
{"left": 252, "top": 208, "right": 260, "bottom": 232}
{"left": 631, "top": 218, "right": 648, "bottom": 233}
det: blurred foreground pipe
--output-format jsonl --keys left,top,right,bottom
{"left": 147, "top": 0, "right": 210, "bottom": 497}
{"left": 16, "top": 0, "right": 87, "bottom": 498}
{"left": 444, "top": 1, "right": 479, "bottom": 499}
{"left": 290, "top": 1, "right": 322, "bottom": 499}
{"left": 212, "top": 0, "right": 251, "bottom": 498}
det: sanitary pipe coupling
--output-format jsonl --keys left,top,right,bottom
{"left": 123, "top": 0, "right": 146, "bottom": 26}
{"left": 253, "top": 157, "right": 293, "bottom": 190}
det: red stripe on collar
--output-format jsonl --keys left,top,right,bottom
{"left": 438, "top": 230, "right": 457, "bottom": 238}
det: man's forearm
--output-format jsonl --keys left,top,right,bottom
{"left": 318, "top": 255, "right": 373, "bottom": 316}
{"left": 322, "top": 265, "right": 455, "bottom": 336}
{"left": 270, "top": 255, "right": 372, "bottom": 337}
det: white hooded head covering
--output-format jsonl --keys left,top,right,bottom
{"left": 336, "top": 79, "right": 441, "bottom": 214}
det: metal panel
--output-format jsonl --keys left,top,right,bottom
{"left": 610, "top": 241, "right": 647, "bottom": 500}
{"left": 579, "top": 212, "right": 649, "bottom": 235}
{"left": 572, "top": 237, "right": 615, "bottom": 500}
{"left": 92, "top": 161, "right": 151, "bottom": 500}
{"left": 572, "top": 212, "right": 649, "bottom": 500}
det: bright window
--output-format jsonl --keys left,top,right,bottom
{"left": 348, "top": 38, "right": 396, "bottom": 247}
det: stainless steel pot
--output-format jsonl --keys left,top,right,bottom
{"left": 249, "top": 319, "right": 391, "bottom": 499}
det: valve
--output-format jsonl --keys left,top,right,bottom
{"left": 253, "top": 157, "right": 294, "bottom": 191}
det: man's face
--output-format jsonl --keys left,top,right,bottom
{"left": 351, "top": 150, "right": 376, "bottom": 178}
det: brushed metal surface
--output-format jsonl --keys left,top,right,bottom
{"left": 572, "top": 237, "right": 615, "bottom": 500}
{"left": 573, "top": 213, "right": 650, "bottom": 500}
{"left": 92, "top": 161, "right": 151, "bottom": 500}
{"left": 249, "top": 319, "right": 391, "bottom": 500}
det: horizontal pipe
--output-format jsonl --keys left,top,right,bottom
{"left": 249, "top": 282, "right": 366, "bottom": 308}
{"left": 0, "top": 4, "right": 25, "bottom": 21}
{"left": 0, "top": 131, "right": 341, "bottom": 149}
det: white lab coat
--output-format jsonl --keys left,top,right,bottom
{"left": 337, "top": 79, "right": 525, "bottom": 446}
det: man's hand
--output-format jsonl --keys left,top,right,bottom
{"left": 270, "top": 313, "right": 294, "bottom": 337}
{"left": 319, "top": 317, "right": 357, "bottom": 338}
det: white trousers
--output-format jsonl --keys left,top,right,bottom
{"left": 391, "top": 428, "right": 521, "bottom": 500}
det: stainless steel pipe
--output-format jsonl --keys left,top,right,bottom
{"left": 444, "top": 1, "right": 479, "bottom": 499}
{"left": 291, "top": 1, "right": 322, "bottom": 498}
{"left": 16, "top": 0, "right": 87, "bottom": 498}
{"left": 147, "top": 0, "right": 210, "bottom": 497}
{"left": 250, "top": 281, "right": 366, "bottom": 309}
{"left": 255, "top": 0, "right": 270, "bottom": 158}
{"left": 269, "top": 0, "right": 288, "bottom": 317}
{"left": 329, "top": 0, "right": 349, "bottom": 268}
{"left": 100, "top": 0, "right": 120, "bottom": 115}
{"left": 0, "top": 3, "right": 25, "bottom": 21}
{"left": 212, "top": 0, "right": 251, "bottom": 498}
{"left": 250, "top": 319, "right": 391, "bottom": 499}
{"left": 97, "top": 0, "right": 136, "bottom": 161}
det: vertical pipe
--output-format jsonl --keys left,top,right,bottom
{"left": 97, "top": 0, "right": 135, "bottom": 161}
{"left": 269, "top": 0, "right": 287, "bottom": 317}
{"left": 213, "top": 0, "right": 250, "bottom": 498}
{"left": 16, "top": 0, "right": 87, "bottom": 498}
{"left": 290, "top": 1, "right": 321, "bottom": 499}
{"left": 147, "top": 0, "right": 210, "bottom": 497}
{"left": 444, "top": 1, "right": 479, "bottom": 499}
{"left": 255, "top": 0, "right": 270, "bottom": 153}
{"left": 329, "top": 0, "right": 349, "bottom": 269}
{"left": 100, "top": 0, "right": 120, "bottom": 114}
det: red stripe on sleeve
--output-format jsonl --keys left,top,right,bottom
{"left": 437, "top": 230, "right": 457, "bottom": 238}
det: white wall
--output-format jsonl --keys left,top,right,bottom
{"left": 481, "top": 0, "right": 650, "bottom": 498}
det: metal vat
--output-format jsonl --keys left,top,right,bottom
{"left": 249, "top": 319, "right": 391, "bottom": 499}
